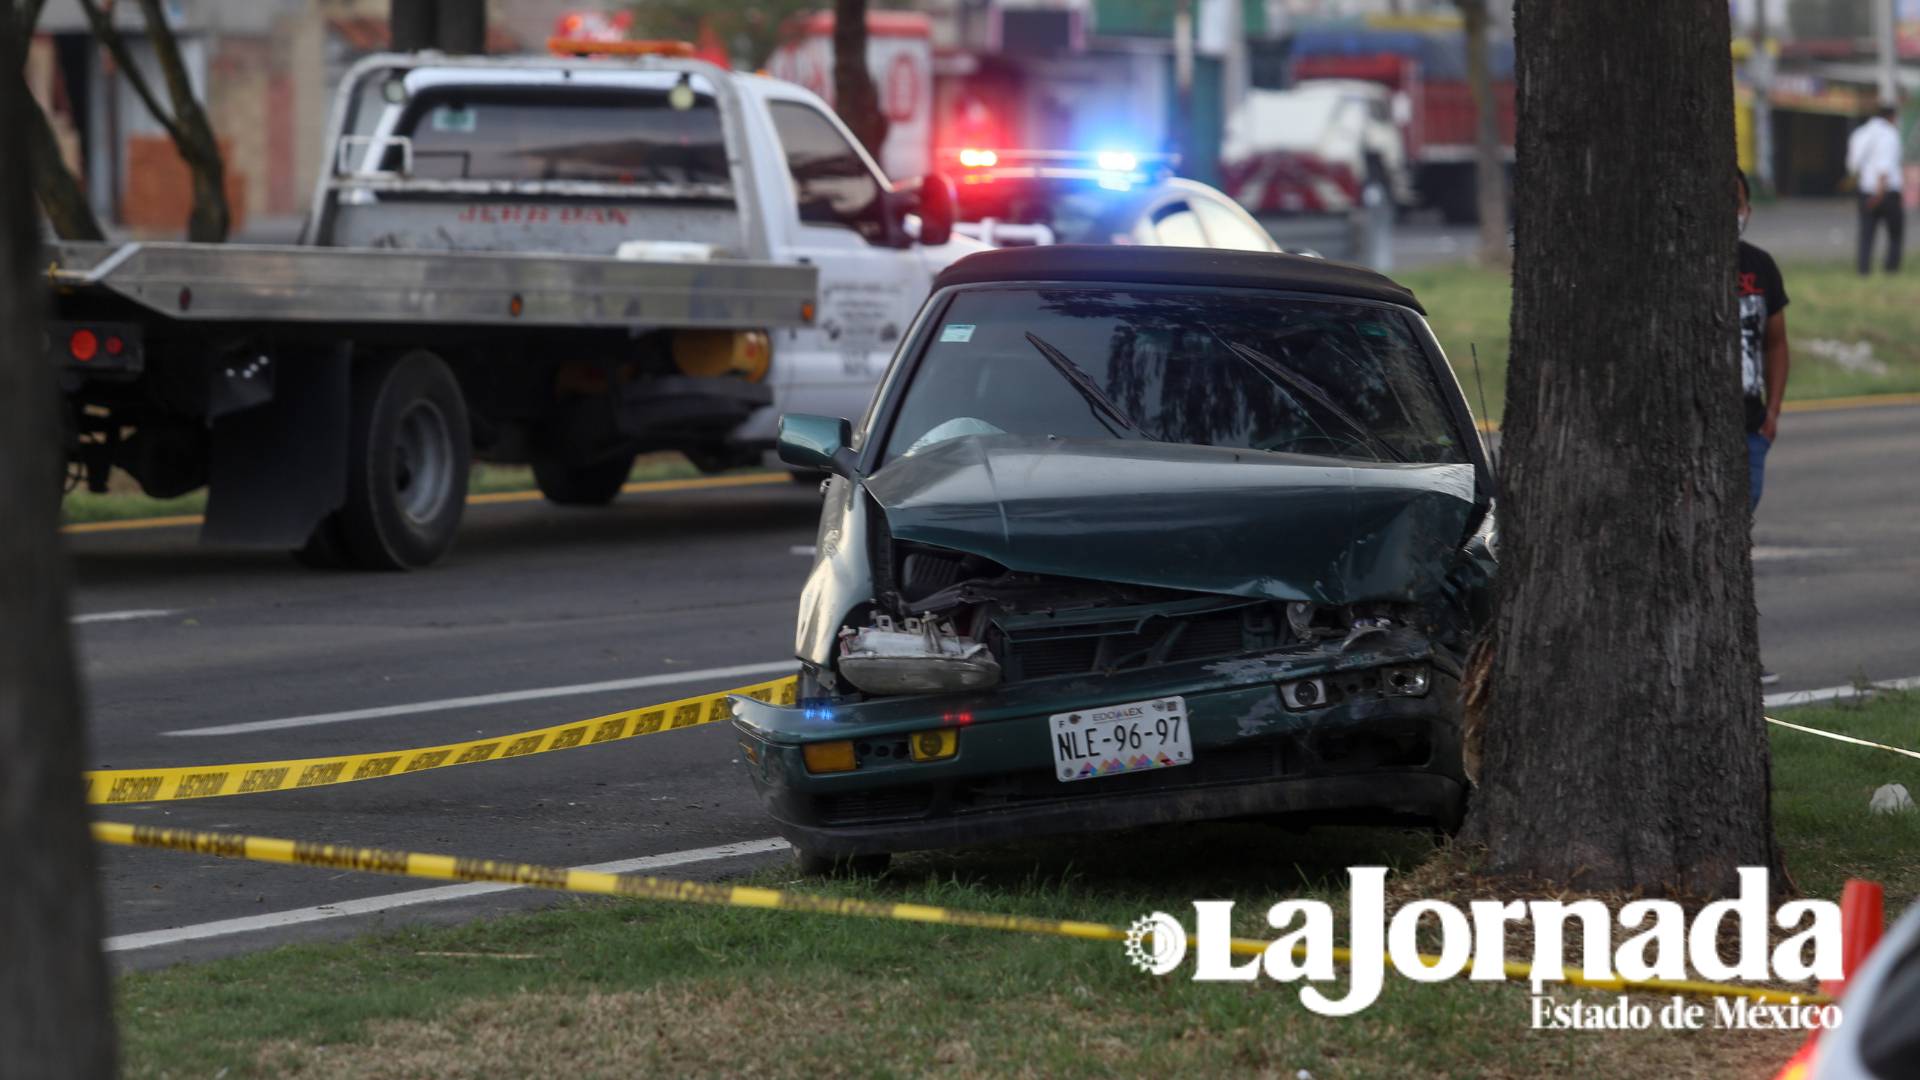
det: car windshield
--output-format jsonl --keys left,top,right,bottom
{"left": 880, "top": 285, "right": 1469, "bottom": 465}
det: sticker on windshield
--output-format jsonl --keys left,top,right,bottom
{"left": 939, "top": 324, "right": 975, "bottom": 343}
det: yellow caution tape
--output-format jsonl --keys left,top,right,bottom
{"left": 1767, "top": 714, "right": 1920, "bottom": 761}
{"left": 83, "top": 676, "right": 797, "bottom": 805}
{"left": 93, "top": 820, "right": 1827, "bottom": 1007}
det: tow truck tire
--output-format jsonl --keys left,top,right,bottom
{"left": 531, "top": 452, "right": 634, "bottom": 506}
{"left": 337, "top": 351, "right": 471, "bottom": 570}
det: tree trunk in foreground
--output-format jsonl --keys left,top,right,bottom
{"left": 1457, "top": 0, "right": 1509, "bottom": 266}
{"left": 1464, "top": 0, "right": 1778, "bottom": 893}
{"left": 0, "top": 15, "right": 117, "bottom": 1077}
{"left": 833, "top": 0, "right": 888, "bottom": 158}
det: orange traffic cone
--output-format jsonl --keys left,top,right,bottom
{"left": 1773, "top": 879, "right": 1884, "bottom": 1080}
{"left": 1822, "top": 878, "right": 1885, "bottom": 999}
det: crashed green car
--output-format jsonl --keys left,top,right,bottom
{"left": 733, "top": 246, "right": 1495, "bottom": 873}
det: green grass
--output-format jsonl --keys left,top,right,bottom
{"left": 1399, "top": 260, "right": 1920, "bottom": 425}
{"left": 59, "top": 452, "right": 762, "bottom": 526}
{"left": 114, "top": 694, "right": 1919, "bottom": 1078}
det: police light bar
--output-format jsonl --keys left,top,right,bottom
{"left": 942, "top": 148, "right": 1176, "bottom": 171}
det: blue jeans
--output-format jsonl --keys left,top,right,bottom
{"left": 1748, "top": 432, "right": 1771, "bottom": 512}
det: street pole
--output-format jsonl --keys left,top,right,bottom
{"left": 1174, "top": 0, "right": 1193, "bottom": 167}
{"left": 1876, "top": 0, "right": 1898, "bottom": 106}
{"left": 1751, "top": 0, "right": 1775, "bottom": 195}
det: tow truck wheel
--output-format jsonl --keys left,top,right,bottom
{"left": 336, "top": 350, "right": 471, "bottom": 570}
{"left": 531, "top": 452, "right": 634, "bottom": 506}
{"left": 794, "top": 848, "right": 891, "bottom": 877}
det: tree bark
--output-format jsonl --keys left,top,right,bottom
{"left": 0, "top": 15, "right": 117, "bottom": 1078}
{"left": 1464, "top": 0, "right": 1777, "bottom": 894}
{"left": 1457, "top": 0, "right": 1509, "bottom": 266}
{"left": 832, "top": 0, "right": 888, "bottom": 158}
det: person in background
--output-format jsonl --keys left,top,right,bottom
{"left": 1846, "top": 101, "right": 1905, "bottom": 275}
{"left": 1737, "top": 170, "right": 1790, "bottom": 686}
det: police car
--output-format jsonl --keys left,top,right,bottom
{"left": 943, "top": 148, "right": 1286, "bottom": 252}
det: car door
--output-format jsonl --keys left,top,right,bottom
{"left": 765, "top": 100, "right": 930, "bottom": 426}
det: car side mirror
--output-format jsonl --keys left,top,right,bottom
{"left": 778, "top": 414, "right": 858, "bottom": 477}
{"left": 916, "top": 172, "right": 956, "bottom": 247}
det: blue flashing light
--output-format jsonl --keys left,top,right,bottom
{"left": 1095, "top": 150, "right": 1138, "bottom": 173}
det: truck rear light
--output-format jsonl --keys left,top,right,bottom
{"left": 69, "top": 329, "right": 98, "bottom": 362}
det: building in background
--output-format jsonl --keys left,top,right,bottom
{"left": 25, "top": 0, "right": 537, "bottom": 239}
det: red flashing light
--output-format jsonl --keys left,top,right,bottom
{"left": 105, "top": 334, "right": 125, "bottom": 357}
{"left": 69, "top": 329, "right": 98, "bottom": 362}
{"left": 957, "top": 148, "right": 998, "bottom": 168}
{"left": 943, "top": 711, "right": 973, "bottom": 726}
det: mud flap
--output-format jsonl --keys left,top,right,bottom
{"left": 201, "top": 345, "right": 350, "bottom": 548}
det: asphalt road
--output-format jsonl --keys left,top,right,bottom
{"left": 69, "top": 402, "right": 1919, "bottom": 968}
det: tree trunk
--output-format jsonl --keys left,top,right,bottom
{"left": 832, "top": 0, "right": 888, "bottom": 158}
{"left": 436, "top": 0, "right": 485, "bottom": 55}
{"left": 390, "top": 0, "right": 436, "bottom": 52}
{"left": 134, "top": 0, "right": 228, "bottom": 242}
{"left": 21, "top": 69, "right": 104, "bottom": 240}
{"left": 1463, "top": 0, "right": 1777, "bottom": 894}
{"left": 0, "top": 16, "right": 117, "bottom": 1078}
{"left": 1458, "top": 0, "right": 1509, "bottom": 266}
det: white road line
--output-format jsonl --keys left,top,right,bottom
{"left": 71, "top": 609, "right": 178, "bottom": 625}
{"left": 163, "top": 659, "right": 796, "bottom": 738}
{"left": 1765, "top": 675, "right": 1920, "bottom": 710}
{"left": 103, "top": 836, "right": 790, "bottom": 953}
{"left": 1752, "top": 546, "right": 1850, "bottom": 561}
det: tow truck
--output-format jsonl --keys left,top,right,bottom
{"left": 47, "top": 40, "right": 975, "bottom": 569}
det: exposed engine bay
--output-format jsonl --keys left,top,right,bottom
{"left": 828, "top": 540, "right": 1457, "bottom": 701}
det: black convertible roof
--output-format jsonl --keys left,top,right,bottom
{"left": 930, "top": 245, "right": 1425, "bottom": 314}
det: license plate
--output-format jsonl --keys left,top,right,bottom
{"left": 1049, "top": 696, "right": 1191, "bottom": 783}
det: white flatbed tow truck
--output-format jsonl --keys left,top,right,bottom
{"left": 48, "top": 44, "right": 973, "bottom": 569}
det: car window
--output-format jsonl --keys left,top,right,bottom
{"left": 397, "top": 88, "right": 730, "bottom": 187}
{"left": 883, "top": 286, "right": 1466, "bottom": 466}
{"left": 1149, "top": 202, "right": 1207, "bottom": 247}
{"left": 768, "top": 101, "right": 890, "bottom": 244}
{"left": 1192, "top": 198, "right": 1276, "bottom": 252}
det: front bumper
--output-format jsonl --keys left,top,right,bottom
{"left": 732, "top": 634, "right": 1467, "bottom": 857}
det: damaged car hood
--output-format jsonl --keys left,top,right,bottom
{"left": 862, "top": 436, "right": 1478, "bottom": 605}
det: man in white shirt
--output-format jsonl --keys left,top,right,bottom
{"left": 1846, "top": 103, "right": 1905, "bottom": 275}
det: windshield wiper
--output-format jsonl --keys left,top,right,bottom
{"left": 1023, "top": 331, "right": 1144, "bottom": 440}
{"left": 1208, "top": 332, "right": 1406, "bottom": 463}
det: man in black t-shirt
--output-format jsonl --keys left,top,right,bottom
{"left": 1737, "top": 170, "right": 1791, "bottom": 686}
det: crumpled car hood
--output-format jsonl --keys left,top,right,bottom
{"left": 862, "top": 435, "right": 1479, "bottom": 605}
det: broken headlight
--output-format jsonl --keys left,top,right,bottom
{"left": 837, "top": 614, "right": 1001, "bottom": 696}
